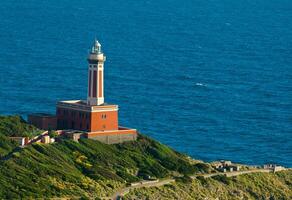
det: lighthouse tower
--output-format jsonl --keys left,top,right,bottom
{"left": 55, "top": 39, "right": 137, "bottom": 144}
{"left": 87, "top": 40, "right": 106, "bottom": 106}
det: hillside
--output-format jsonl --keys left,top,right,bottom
{"left": 0, "top": 115, "right": 40, "bottom": 138}
{"left": 0, "top": 115, "right": 39, "bottom": 157}
{"left": 0, "top": 136, "right": 210, "bottom": 199}
{"left": 125, "top": 171, "right": 292, "bottom": 200}
{"left": 0, "top": 116, "right": 291, "bottom": 199}
{"left": 0, "top": 116, "right": 211, "bottom": 199}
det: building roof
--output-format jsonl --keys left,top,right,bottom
{"left": 28, "top": 113, "right": 56, "bottom": 118}
{"left": 57, "top": 100, "right": 118, "bottom": 112}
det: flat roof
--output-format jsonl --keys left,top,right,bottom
{"left": 58, "top": 100, "right": 116, "bottom": 106}
{"left": 57, "top": 100, "right": 118, "bottom": 112}
{"left": 28, "top": 113, "right": 56, "bottom": 117}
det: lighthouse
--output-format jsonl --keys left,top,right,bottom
{"left": 87, "top": 40, "right": 106, "bottom": 106}
{"left": 55, "top": 40, "right": 137, "bottom": 144}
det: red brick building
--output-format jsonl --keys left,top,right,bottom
{"left": 28, "top": 113, "right": 57, "bottom": 130}
{"left": 56, "top": 40, "right": 137, "bottom": 144}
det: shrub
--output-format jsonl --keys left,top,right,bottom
{"left": 196, "top": 175, "right": 208, "bottom": 185}
{"left": 116, "top": 170, "right": 139, "bottom": 183}
{"left": 193, "top": 163, "right": 212, "bottom": 173}
{"left": 175, "top": 175, "right": 193, "bottom": 184}
{"left": 48, "top": 130, "right": 58, "bottom": 138}
{"left": 0, "top": 115, "right": 39, "bottom": 138}
{"left": 212, "top": 175, "right": 231, "bottom": 185}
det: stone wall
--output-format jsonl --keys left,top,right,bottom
{"left": 88, "top": 133, "right": 137, "bottom": 144}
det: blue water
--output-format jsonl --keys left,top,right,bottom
{"left": 0, "top": 0, "right": 291, "bottom": 167}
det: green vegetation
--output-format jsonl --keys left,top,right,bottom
{"left": 0, "top": 115, "right": 42, "bottom": 157}
{"left": 175, "top": 175, "right": 193, "bottom": 184}
{"left": 0, "top": 134, "right": 18, "bottom": 157}
{"left": 0, "top": 115, "right": 291, "bottom": 199}
{"left": 0, "top": 115, "right": 41, "bottom": 138}
{"left": 125, "top": 170, "right": 292, "bottom": 200}
{"left": 48, "top": 129, "right": 58, "bottom": 138}
{"left": 0, "top": 116, "right": 207, "bottom": 199}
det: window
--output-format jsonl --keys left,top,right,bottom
{"left": 101, "top": 114, "right": 107, "bottom": 119}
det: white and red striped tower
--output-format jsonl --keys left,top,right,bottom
{"left": 87, "top": 40, "right": 106, "bottom": 106}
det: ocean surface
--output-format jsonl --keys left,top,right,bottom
{"left": 0, "top": 0, "right": 291, "bottom": 167}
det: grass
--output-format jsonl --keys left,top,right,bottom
{"left": 0, "top": 115, "right": 41, "bottom": 138}
{"left": 0, "top": 136, "right": 205, "bottom": 198}
{"left": 0, "top": 115, "right": 42, "bottom": 157}
{"left": 125, "top": 170, "right": 292, "bottom": 200}
{"left": 0, "top": 115, "right": 211, "bottom": 199}
{"left": 1, "top": 115, "right": 290, "bottom": 199}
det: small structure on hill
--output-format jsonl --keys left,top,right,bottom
{"left": 63, "top": 130, "right": 84, "bottom": 142}
{"left": 41, "top": 135, "right": 51, "bottom": 144}
{"left": 212, "top": 160, "right": 241, "bottom": 172}
{"left": 9, "top": 137, "right": 29, "bottom": 147}
{"left": 28, "top": 113, "right": 57, "bottom": 130}
{"left": 263, "top": 164, "right": 285, "bottom": 173}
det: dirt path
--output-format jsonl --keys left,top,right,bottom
{"left": 109, "top": 168, "right": 287, "bottom": 200}
{"left": 109, "top": 179, "right": 175, "bottom": 200}
{"left": 191, "top": 168, "right": 273, "bottom": 179}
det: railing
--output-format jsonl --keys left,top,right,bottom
{"left": 57, "top": 101, "right": 118, "bottom": 111}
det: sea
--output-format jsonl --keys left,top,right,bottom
{"left": 0, "top": 0, "right": 291, "bottom": 167}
